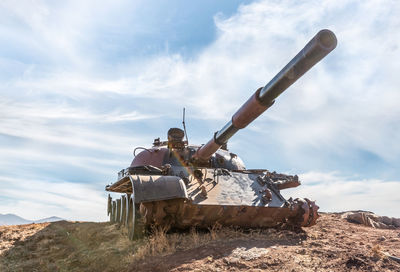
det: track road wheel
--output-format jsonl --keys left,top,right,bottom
{"left": 287, "top": 198, "right": 319, "bottom": 227}
{"left": 127, "top": 195, "right": 145, "bottom": 240}
{"left": 107, "top": 194, "right": 112, "bottom": 217}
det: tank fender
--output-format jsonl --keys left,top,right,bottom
{"left": 129, "top": 175, "right": 188, "bottom": 203}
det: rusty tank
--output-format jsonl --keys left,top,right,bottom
{"left": 106, "top": 29, "right": 337, "bottom": 239}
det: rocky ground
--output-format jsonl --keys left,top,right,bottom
{"left": 1, "top": 213, "right": 399, "bottom": 271}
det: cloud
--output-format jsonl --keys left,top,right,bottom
{"left": 1, "top": 0, "right": 399, "bottom": 220}
{"left": 0, "top": 176, "right": 108, "bottom": 221}
{"left": 0, "top": 99, "right": 155, "bottom": 123}
{"left": 282, "top": 171, "right": 400, "bottom": 218}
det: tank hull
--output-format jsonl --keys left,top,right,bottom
{"left": 106, "top": 168, "right": 319, "bottom": 238}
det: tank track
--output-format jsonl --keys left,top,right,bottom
{"left": 108, "top": 194, "right": 319, "bottom": 239}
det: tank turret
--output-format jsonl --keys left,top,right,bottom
{"left": 105, "top": 30, "right": 337, "bottom": 239}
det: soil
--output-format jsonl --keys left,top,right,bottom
{"left": 1, "top": 213, "right": 399, "bottom": 272}
{"left": 132, "top": 213, "right": 400, "bottom": 272}
{"left": 0, "top": 221, "right": 134, "bottom": 272}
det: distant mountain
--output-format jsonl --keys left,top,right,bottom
{"left": 34, "top": 216, "right": 64, "bottom": 223}
{"left": 0, "top": 214, "right": 64, "bottom": 226}
{"left": 0, "top": 214, "right": 31, "bottom": 225}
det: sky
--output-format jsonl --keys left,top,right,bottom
{"left": 1, "top": 0, "right": 399, "bottom": 221}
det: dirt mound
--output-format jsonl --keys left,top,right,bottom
{"left": 0, "top": 221, "right": 134, "bottom": 271}
{"left": 132, "top": 213, "right": 400, "bottom": 271}
{"left": 1, "top": 213, "right": 400, "bottom": 271}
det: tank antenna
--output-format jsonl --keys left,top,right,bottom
{"left": 182, "top": 107, "right": 189, "bottom": 144}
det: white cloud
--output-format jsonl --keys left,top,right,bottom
{"left": 1, "top": 0, "right": 400, "bottom": 220}
{"left": 0, "top": 99, "right": 155, "bottom": 123}
{"left": 0, "top": 117, "right": 136, "bottom": 154}
{"left": 282, "top": 171, "right": 400, "bottom": 218}
{"left": 0, "top": 176, "right": 108, "bottom": 221}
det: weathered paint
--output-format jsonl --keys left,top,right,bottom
{"left": 105, "top": 29, "right": 337, "bottom": 234}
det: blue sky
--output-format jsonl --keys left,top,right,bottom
{"left": 1, "top": 0, "right": 400, "bottom": 221}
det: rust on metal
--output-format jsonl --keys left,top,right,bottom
{"left": 232, "top": 88, "right": 272, "bottom": 129}
{"left": 105, "top": 29, "right": 337, "bottom": 239}
{"left": 194, "top": 139, "right": 221, "bottom": 162}
{"left": 130, "top": 148, "right": 168, "bottom": 168}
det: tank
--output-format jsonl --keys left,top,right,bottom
{"left": 106, "top": 29, "right": 337, "bottom": 239}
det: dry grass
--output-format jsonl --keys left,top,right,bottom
{"left": 130, "top": 224, "right": 289, "bottom": 264}
{"left": 0, "top": 221, "right": 135, "bottom": 272}
{"left": 1, "top": 221, "right": 299, "bottom": 271}
{"left": 130, "top": 214, "right": 400, "bottom": 272}
{"left": 131, "top": 225, "right": 229, "bottom": 262}
{"left": 2, "top": 214, "right": 400, "bottom": 272}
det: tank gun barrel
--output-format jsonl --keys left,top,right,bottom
{"left": 194, "top": 29, "right": 337, "bottom": 162}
